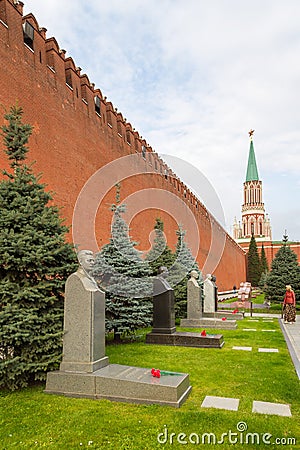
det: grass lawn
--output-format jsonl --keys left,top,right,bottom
{"left": 0, "top": 317, "right": 299, "bottom": 449}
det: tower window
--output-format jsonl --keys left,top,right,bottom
{"left": 23, "top": 21, "right": 34, "bottom": 50}
{"left": 95, "top": 96, "right": 101, "bottom": 115}
{"left": 141, "top": 145, "right": 146, "bottom": 158}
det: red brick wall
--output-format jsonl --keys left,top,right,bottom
{"left": 0, "top": 0, "right": 246, "bottom": 290}
{"left": 239, "top": 241, "right": 300, "bottom": 270}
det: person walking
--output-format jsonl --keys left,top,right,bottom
{"left": 283, "top": 285, "right": 296, "bottom": 324}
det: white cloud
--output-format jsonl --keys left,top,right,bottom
{"left": 24, "top": 0, "right": 300, "bottom": 240}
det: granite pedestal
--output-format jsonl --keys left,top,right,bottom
{"left": 146, "top": 331, "right": 224, "bottom": 348}
{"left": 180, "top": 317, "right": 237, "bottom": 330}
{"left": 203, "top": 275, "right": 218, "bottom": 313}
{"left": 45, "top": 364, "right": 191, "bottom": 407}
{"left": 205, "top": 311, "right": 244, "bottom": 320}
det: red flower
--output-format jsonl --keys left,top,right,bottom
{"left": 233, "top": 309, "right": 238, "bottom": 314}
{"left": 151, "top": 368, "right": 161, "bottom": 378}
{"left": 222, "top": 317, "right": 227, "bottom": 321}
{"left": 201, "top": 330, "right": 207, "bottom": 336}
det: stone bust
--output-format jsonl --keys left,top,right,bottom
{"left": 190, "top": 270, "right": 199, "bottom": 286}
{"left": 76, "top": 249, "right": 99, "bottom": 292}
{"left": 153, "top": 266, "right": 173, "bottom": 296}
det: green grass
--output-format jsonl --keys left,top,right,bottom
{"left": 1, "top": 318, "right": 299, "bottom": 449}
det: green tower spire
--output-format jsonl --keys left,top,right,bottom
{"left": 246, "top": 132, "right": 259, "bottom": 182}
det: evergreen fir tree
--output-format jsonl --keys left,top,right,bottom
{"left": 169, "top": 226, "right": 202, "bottom": 318}
{"left": 92, "top": 185, "right": 152, "bottom": 340}
{"left": 0, "top": 105, "right": 77, "bottom": 390}
{"left": 145, "top": 217, "right": 175, "bottom": 275}
{"left": 247, "top": 234, "right": 261, "bottom": 286}
{"left": 260, "top": 243, "right": 269, "bottom": 275}
{"left": 264, "top": 235, "right": 300, "bottom": 303}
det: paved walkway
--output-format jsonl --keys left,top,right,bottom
{"left": 279, "top": 318, "right": 300, "bottom": 379}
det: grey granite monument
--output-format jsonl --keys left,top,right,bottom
{"left": 59, "top": 250, "right": 109, "bottom": 373}
{"left": 203, "top": 274, "right": 217, "bottom": 313}
{"left": 45, "top": 253, "right": 191, "bottom": 407}
{"left": 203, "top": 273, "right": 244, "bottom": 321}
{"left": 146, "top": 267, "right": 224, "bottom": 348}
{"left": 180, "top": 271, "right": 237, "bottom": 329}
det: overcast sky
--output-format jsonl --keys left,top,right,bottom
{"left": 24, "top": 0, "right": 300, "bottom": 241}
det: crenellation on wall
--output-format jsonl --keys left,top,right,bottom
{"left": 79, "top": 73, "right": 95, "bottom": 113}
{"left": 0, "top": 0, "right": 247, "bottom": 289}
{"left": 0, "top": 0, "right": 8, "bottom": 25}
{"left": 14, "top": 0, "right": 23, "bottom": 13}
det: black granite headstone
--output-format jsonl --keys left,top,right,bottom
{"left": 152, "top": 289, "right": 176, "bottom": 334}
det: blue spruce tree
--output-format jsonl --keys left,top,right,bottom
{"left": 92, "top": 185, "right": 152, "bottom": 340}
{"left": 0, "top": 105, "right": 77, "bottom": 390}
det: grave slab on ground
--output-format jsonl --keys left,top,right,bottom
{"left": 258, "top": 348, "right": 279, "bottom": 353}
{"left": 46, "top": 364, "right": 191, "bottom": 407}
{"left": 201, "top": 395, "right": 240, "bottom": 411}
{"left": 180, "top": 317, "right": 237, "bottom": 330}
{"left": 232, "top": 346, "right": 252, "bottom": 351}
{"left": 252, "top": 400, "right": 291, "bottom": 416}
{"left": 243, "top": 328, "right": 257, "bottom": 331}
{"left": 205, "top": 311, "right": 244, "bottom": 320}
{"left": 146, "top": 331, "right": 224, "bottom": 348}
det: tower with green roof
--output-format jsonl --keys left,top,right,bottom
{"left": 233, "top": 130, "right": 272, "bottom": 243}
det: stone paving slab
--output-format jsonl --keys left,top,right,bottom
{"left": 201, "top": 395, "right": 239, "bottom": 411}
{"left": 232, "top": 346, "right": 252, "bottom": 351}
{"left": 258, "top": 348, "right": 279, "bottom": 353}
{"left": 243, "top": 328, "right": 257, "bottom": 331}
{"left": 262, "top": 329, "right": 276, "bottom": 332}
{"left": 252, "top": 400, "right": 292, "bottom": 417}
{"left": 279, "top": 318, "right": 300, "bottom": 379}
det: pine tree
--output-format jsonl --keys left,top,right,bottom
{"left": 264, "top": 235, "right": 300, "bottom": 303}
{"left": 0, "top": 105, "right": 77, "bottom": 390}
{"left": 169, "top": 226, "right": 202, "bottom": 318}
{"left": 92, "top": 185, "right": 152, "bottom": 340}
{"left": 247, "top": 234, "right": 261, "bottom": 286}
{"left": 145, "top": 217, "right": 175, "bottom": 275}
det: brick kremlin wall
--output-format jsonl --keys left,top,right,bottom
{"left": 239, "top": 241, "right": 300, "bottom": 268}
{"left": 0, "top": 0, "right": 246, "bottom": 291}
